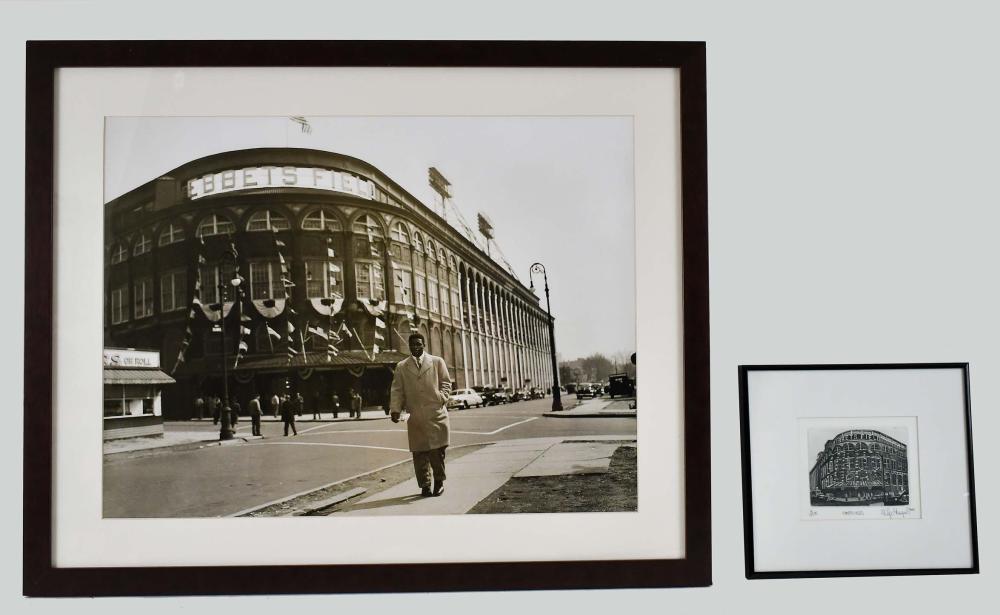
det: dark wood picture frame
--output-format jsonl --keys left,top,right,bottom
{"left": 739, "top": 363, "right": 979, "bottom": 580}
{"left": 24, "top": 40, "right": 709, "bottom": 596}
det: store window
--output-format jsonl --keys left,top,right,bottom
{"left": 302, "top": 209, "right": 343, "bottom": 231}
{"left": 110, "top": 243, "right": 128, "bottom": 264}
{"left": 160, "top": 270, "right": 187, "bottom": 312}
{"left": 305, "top": 260, "right": 343, "bottom": 298}
{"left": 247, "top": 210, "right": 291, "bottom": 232}
{"left": 133, "top": 277, "right": 154, "bottom": 319}
{"left": 111, "top": 284, "right": 129, "bottom": 324}
{"left": 158, "top": 223, "right": 186, "bottom": 246}
{"left": 133, "top": 232, "right": 152, "bottom": 256}
{"left": 355, "top": 261, "right": 386, "bottom": 301}
{"left": 248, "top": 261, "right": 285, "bottom": 300}
{"left": 197, "top": 214, "right": 236, "bottom": 238}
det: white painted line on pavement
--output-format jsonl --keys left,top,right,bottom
{"left": 453, "top": 416, "right": 539, "bottom": 436}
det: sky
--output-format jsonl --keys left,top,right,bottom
{"left": 105, "top": 116, "right": 636, "bottom": 361}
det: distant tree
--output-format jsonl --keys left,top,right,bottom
{"left": 580, "top": 353, "right": 613, "bottom": 382}
{"left": 611, "top": 351, "right": 637, "bottom": 379}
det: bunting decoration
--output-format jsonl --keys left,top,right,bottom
{"left": 170, "top": 235, "right": 206, "bottom": 374}
{"left": 272, "top": 227, "right": 298, "bottom": 364}
{"left": 324, "top": 235, "right": 345, "bottom": 363}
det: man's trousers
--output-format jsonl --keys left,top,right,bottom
{"left": 411, "top": 446, "right": 447, "bottom": 488}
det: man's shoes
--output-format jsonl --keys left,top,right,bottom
{"left": 420, "top": 487, "right": 432, "bottom": 497}
{"left": 433, "top": 481, "right": 445, "bottom": 497}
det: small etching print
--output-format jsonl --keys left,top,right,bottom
{"left": 801, "top": 418, "right": 921, "bottom": 520}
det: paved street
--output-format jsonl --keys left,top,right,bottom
{"left": 103, "top": 397, "right": 637, "bottom": 517}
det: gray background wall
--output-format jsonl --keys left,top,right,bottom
{"left": 3, "top": 1, "right": 998, "bottom": 612}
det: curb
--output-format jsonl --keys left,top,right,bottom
{"left": 104, "top": 434, "right": 263, "bottom": 461}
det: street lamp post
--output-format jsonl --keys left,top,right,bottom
{"left": 529, "top": 262, "right": 562, "bottom": 411}
{"left": 216, "top": 252, "right": 242, "bottom": 441}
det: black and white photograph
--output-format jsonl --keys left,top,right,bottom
{"left": 102, "top": 115, "right": 639, "bottom": 519}
{"left": 802, "top": 418, "right": 921, "bottom": 520}
{"left": 29, "top": 44, "right": 707, "bottom": 594}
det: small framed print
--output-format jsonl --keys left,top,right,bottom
{"left": 739, "top": 363, "right": 979, "bottom": 579}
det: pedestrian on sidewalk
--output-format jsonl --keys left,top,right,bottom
{"left": 280, "top": 394, "right": 298, "bottom": 436}
{"left": 211, "top": 396, "right": 221, "bottom": 425}
{"left": 295, "top": 392, "right": 304, "bottom": 417}
{"left": 230, "top": 398, "right": 241, "bottom": 427}
{"left": 248, "top": 394, "right": 262, "bottom": 437}
{"left": 193, "top": 396, "right": 204, "bottom": 420}
{"left": 312, "top": 390, "right": 322, "bottom": 420}
{"left": 270, "top": 393, "right": 280, "bottom": 418}
{"left": 389, "top": 332, "right": 452, "bottom": 497}
{"left": 349, "top": 387, "right": 362, "bottom": 419}
{"left": 331, "top": 392, "right": 341, "bottom": 418}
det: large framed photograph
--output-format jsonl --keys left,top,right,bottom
{"left": 25, "top": 41, "right": 709, "bottom": 595}
{"left": 739, "top": 364, "right": 979, "bottom": 578}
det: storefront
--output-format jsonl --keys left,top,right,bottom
{"left": 103, "top": 348, "right": 175, "bottom": 440}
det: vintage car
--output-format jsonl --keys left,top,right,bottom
{"left": 608, "top": 373, "right": 635, "bottom": 398}
{"left": 576, "top": 383, "right": 597, "bottom": 399}
{"left": 448, "top": 388, "right": 484, "bottom": 409}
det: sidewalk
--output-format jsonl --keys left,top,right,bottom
{"left": 542, "top": 396, "right": 637, "bottom": 418}
{"left": 332, "top": 435, "right": 633, "bottom": 516}
{"left": 104, "top": 409, "right": 390, "bottom": 456}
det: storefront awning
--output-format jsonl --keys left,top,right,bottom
{"left": 103, "top": 369, "right": 176, "bottom": 385}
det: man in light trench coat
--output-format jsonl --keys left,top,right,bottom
{"left": 389, "top": 332, "right": 453, "bottom": 497}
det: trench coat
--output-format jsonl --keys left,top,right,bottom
{"left": 389, "top": 353, "right": 452, "bottom": 452}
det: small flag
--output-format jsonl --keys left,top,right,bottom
{"left": 327, "top": 248, "right": 335, "bottom": 258}
{"left": 275, "top": 239, "right": 286, "bottom": 248}
{"left": 238, "top": 341, "right": 248, "bottom": 352}
{"left": 272, "top": 227, "right": 280, "bottom": 234}
{"left": 241, "top": 326, "right": 252, "bottom": 335}
{"left": 188, "top": 309, "right": 197, "bottom": 319}
{"left": 309, "top": 326, "right": 329, "bottom": 340}
{"left": 375, "top": 317, "right": 386, "bottom": 329}
{"left": 278, "top": 253, "right": 285, "bottom": 264}
{"left": 197, "top": 254, "right": 207, "bottom": 264}
{"left": 339, "top": 322, "right": 352, "bottom": 338}
{"left": 374, "top": 331, "right": 385, "bottom": 341}
{"left": 266, "top": 324, "right": 281, "bottom": 340}
{"left": 192, "top": 296, "right": 202, "bottom": 306}
{"left": 329, "top": 263, "right": 341, "bottom": 273}
{"left": 372, "top": 343, "right": 380, "bottom": 354}
{"left": 287, "top": 321, "right": 295, "bottom": 334}
{"left": 281, "top": 277, "right": 295, "bottom": 287}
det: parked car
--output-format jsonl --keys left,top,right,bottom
{"left": 481, "top": 387, "right": 509, "bottom": 405}
{"left": 608, "top": 373, "right": 635, "bottom": 398}
{"left": 565, "top": 383, "right": 578, "bottom": 394}
{"left": 576, "top": 383, "right": 597, "bottom": 399}
{"left": 448, "top": 388, "right": 484, "bottom": 409}
{"left": 528, "top": 387, "right": 544, "bottom": 399}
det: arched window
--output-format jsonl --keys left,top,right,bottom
{"left": 197, "top": 214, "right": 235, "bottom": 238}
{"left": 132, "top": 232, "right": 151, "bottom": 256}
{"left": 439, "top": 247, "right": 447, "bottom": 264}
{"left": 425, "top": 239, "right": 436, "bottom": 261}
{"left": 110, "top": 243, "right": 128, "bottom": 264}
{"left": 412, "top": 231, "right": 424, "bottom": 253}
{"left": 158, "top": 223, "right": 185, "bottom": 246}
{"left": 390, "top": 221, "right": 409, "bottom": 243}
{"left": 302, "top": 209, "right": 342, "bottom": 231}
{"left": 353, "top": 213, "right": 383, "bottom": 237}
{"left": 246, "top": 210, "right": 290, "bottom": 232}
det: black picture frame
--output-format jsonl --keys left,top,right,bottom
{"left": 739, "top": 363, "right": 979, "bottom": 580}
{"left": 24, "top": 40, "right": 710, "bottom": 596}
